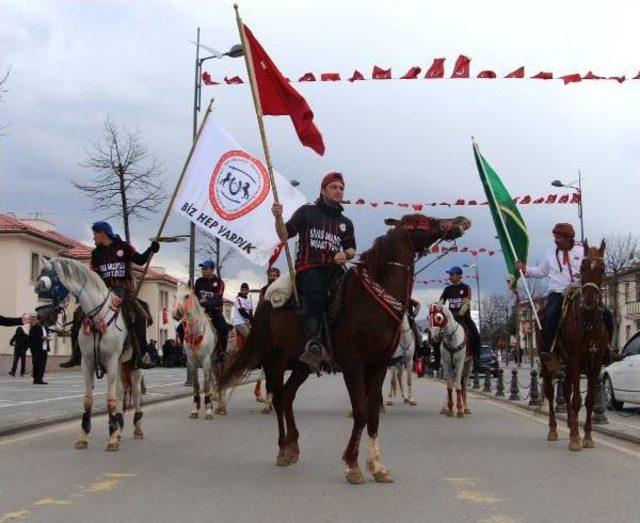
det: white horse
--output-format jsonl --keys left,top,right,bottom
{"left": 429, "top": 303, "right": 472, "bottom": 418}
{"left": 386, "top": 314, "right": 417, "bottom": 407}
{"left": 173, "top": 283, "right": 227, "bottom": 418}
{"left": 37, "top": 258, "right": 144, "bottom": 450}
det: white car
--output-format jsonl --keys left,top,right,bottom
{"left": 603, "top": 331, "right": 640, "bottom": 410}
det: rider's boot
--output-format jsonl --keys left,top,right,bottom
{"left": 60, "top": 343, "right": 82, "bottom": 368}
{"left": 298, "top": 316, "right": 324, "bottom": 372}
{"left": 132, "top": 317, "right": 154, "bottom": 370}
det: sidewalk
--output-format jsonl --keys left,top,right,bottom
{"left": 0, "top": 368, "right": 258, "bottom": 437}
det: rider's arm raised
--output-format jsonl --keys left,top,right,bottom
{"left": 523, "top": 254, "right": 550, "bottom": 279}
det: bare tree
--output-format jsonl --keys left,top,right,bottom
{"left": 196, "top": 232, "right": 236, "bottom": 277}
{"left": 604, "top": 233, "right": 639, "bottom": 346}
{"left": 73, "top": 117, "right": 166, "bottom": 242}
{"left": 480, "top": 292, "right": 517, "bottom": 348}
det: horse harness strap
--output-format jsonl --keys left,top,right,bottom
{"left": 355, "top": 267, "right": 405, "bottom": 324}
{"left": 442, "top": 324, "right": 466, "bottom": 354}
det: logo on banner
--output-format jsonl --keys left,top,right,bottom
{"left": 209, "top": 150, "right": 271, "bottom": 221}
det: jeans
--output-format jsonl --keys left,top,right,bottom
{"left": 296, "top": 266, "right": 333, "bottom": 340}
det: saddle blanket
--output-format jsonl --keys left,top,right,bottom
{"left": 264, "top": 274, "right": 294, "bottom": 308}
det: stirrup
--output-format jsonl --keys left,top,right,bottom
{"left": 299, "top": 340, "right": 324, "bottom": 371}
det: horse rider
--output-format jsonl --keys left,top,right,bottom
{"left": 439, "top": 266, "right": 482, "bottom": 365}
{"left": 258, "top": 267, "right": 281, "bottom": 305}
{"left": 193, "top": 259, "right": 229, "bottom": 359}
{"left": 272, "top": 172, "right": 356, "bottom": 371}
{"left": 515, "top": 222, "right": 614, "bottom": 363}
{"left": 408, "top": 298, "right": 422, "bottom": 348}
{"left": 59, "top": 221, "right": 158, "bottom": 369}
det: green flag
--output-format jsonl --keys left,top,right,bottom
{"left": 473, "top": 141, "right": 529, "bottom": 289}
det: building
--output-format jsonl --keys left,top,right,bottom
{"left": 516, "top": 297, "right": 544, "bottom": 361}
{"left": 0, "top": 213, "right": 180, "bottom": 359}
{"left": 603, "top": 264, "right": 640, "bottom": 348}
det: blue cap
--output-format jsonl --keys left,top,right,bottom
{"left": 446, "top": 266, "right": 463, "bottom": 276}
{"left": 199, "top": 259, "right": 216, "bottom": 269}
{"left": 92, "top": 221, "right": 116, "bottom": 238}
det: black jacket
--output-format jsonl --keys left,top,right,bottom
{"left": 0, "top": 315, "right": 23, "bottom": 327}
{"left": 10, "top": 328, "right": 28, "bottom": 354}
{"left": 28, "top": 324, "right": 50, "bottom": 353}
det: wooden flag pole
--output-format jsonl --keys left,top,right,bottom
{"left": 133, "top": 99, "right": 215, "bottom": 298}
{"left": 234, "top": 3, "right": 299, "bottom": 304}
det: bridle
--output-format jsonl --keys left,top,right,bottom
{"left": 175, "top": 291, "right": 206, "bottom": 348}
{"left": 429, "top": 304, "right": 465, "bottom": 354}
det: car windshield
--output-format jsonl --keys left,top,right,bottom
{"left": 623, "top": 336, "right": 640, "bottom": 357}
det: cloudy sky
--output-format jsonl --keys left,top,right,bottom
{"left": 1, "top": 0, "right": 638, "bottom": 306}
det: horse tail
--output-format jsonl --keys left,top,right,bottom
{"left": 217, "top": 301, "right": 272, "bottom": 393}
{"left": 121, "top": 361, "right": 134, "bottom": 412}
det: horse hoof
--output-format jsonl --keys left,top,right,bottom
{"left": 582, "top": 438, "right": 595, "bottom": 449}
{"left": 106, "top": 442, "right": 119, "bottom": 452}
{"left": 569, "top": 441, "right": 582, "bottom": 452}
{"left": 189, "top": 412, "right": 199, "bottom": 419}
{"left": 133, "top": 432, "right": 144, "bottom": 440}
{"left": 547, "top": 430, "right": 558, "bottom": 441}
{"left": 276, "top": 454, "right": 291, "bottom": 467}
{"left": 464, "top": 408, "right": 472, "bottom": 415}
{"left": 204, "top": 412, "right": 214, "bottom": 420}
{"left": 373, "top": 469, "right": 394, "bottom": 483}
{"left": 288, "top": 453, "right": 299, "bottom": 464}
{"left": 260, "top": 406, "right": 271, "bottom": 415}
{"left": 403, "top": 398, "right": 410, "bottom": 404}
{"left": 256, "top": 396, "right": 266, "bottom": 403}
{"left": 386, "top": 401, "right": 393, "bottom": 406}
{"left": 456, "top": 411, "right": 465, "bottom": 418}
{"left": 446, "top": 410, "right": 454, "bottom": 417}
{"left": 439, "top": 407, "right": 449, "bottom": 415}
{"left": 409, "top": 400, "right": 417, "bottom": 406}
{"left": 75, "top": 441, "right": 88, "bottom": 450}
{"left": 345, "top": 469, "right": 364, "bottom": 485}
{"left": 214, "top": 407, "right": 227, "bottom": 415}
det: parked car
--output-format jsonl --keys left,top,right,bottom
{"left": 603, "top": 331, "right": 640, "bottom": 410}
{"left": 474, "top": 345, "right": 500, "bottom": 376}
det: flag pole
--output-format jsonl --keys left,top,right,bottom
{"left": 473, "top": 139, "right": 542, "bottom": 330}
{"left": 233, "top": 3, "right": 299, "bottom": 305}
{"left": 133, "top": 99, "right": 215, "bottom": 298}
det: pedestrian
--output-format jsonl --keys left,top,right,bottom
{"left": 9, "top": 326, "right": 28, "bottom": 376}
{"left": 232, "top": 283, "right": 253, "bottom": 348}
{"left": 29, "top": 310, "right": 51, "bottom": 385}
{"left": 147, "top": 339, "right": 159, "bottom": 366}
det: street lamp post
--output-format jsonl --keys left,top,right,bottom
{"left": 551, "top": 170, "right": 584, "bottom": 243}
{"left": 463, "top": 261, "right": 481, "bottom": 330}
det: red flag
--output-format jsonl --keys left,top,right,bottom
{"left": 488, "top": 250, "right": 496, "bottom": 256}
{"left": 609, "top": 75, "right": 626, "bottom": 83}
{"left": 424, "top": 58, "right": 445, "bottom": 79}
{"left": 584, "top": 71, "right": 605, "bottom": 80}
{"left": 401, "top": 66, "right": 421, "bottom": 79}
{"left": 520, "top": 195, "right": 532, "bottom": 204}
{"left": 383, "top": 201, "right": 394, "bottom": 205}
{"left": 202, "top": 72, "right": 219, "bottom": 85}
{"left": 470, "top": 249, "right": 478, "bottom": 256}
{"left": 355, "top": 198, "right": 365, "bottom": 205}
{"left": 477, "top": 70, "right": 496, "bottom": 79}
{"left": 561, "top": 73, "right": 582, "bottom": 85}
{"left": 533, "top": 197, "right": 544, "bottom": 204}
{"left": 372, "top": 66, "right": 392, "bottom": 79}
{"left": 546, "top": 194, "right": 558, "bottom": 204}
{"left": 321, "top": 72, "right": 341, "bottom": 81}
{"left": 412, "top": 204, "right": 423, "bottom": 211}
{"left": 298, "top": 72, "right": 316, "bottom": 82}
{"left": 432, "top": 245, "right": 440, "bottom": 253}
{"left": 398, "top": 202, "right": 409, "bottom": 208}
{"left": 505, "top": 66, "right": 525, "bottom": 78}
{"left": 451, "top": 55, "right": 471, "bottom": 78}
{"left": 348, "top": 70, "right": 365, "bottom": 82}
{"left": 454, "top": 199, "right": 465, "bottom": 205}
{"left": 479, "top": 248, "right": 487, "bottom": 253}
{"left": 268, "top": 242, "right": 284, "bottom": 268}
{"left": 468, "top": 200, "right": 477, "bottom": 205}
{"left": 243, "top": 24, "right": 325, "bottom": 155}
{"left": 558, "top": 194, "right": 570, "bottom": 203}
{"left": 634, "top": 71, "right": 640, "bottom": 80}
{"left": 370, "top": 202, "right": 379, "bottom": 208}
{"left": 571, "top": 193, "right": 581, "bottom": 204}
{"left": 450, "top": 246, "right": 458, "bottom": 253}
{"left": 531, "top": 71, "right": 553, "bottom": 80}
{"left": 342, "top": 200, "right": 351, "bottom": 205}
{"left": 224, "top": 75, "right": 244, "bottom": 84}
{"left": 460, "top": 247, "right": 469, "bottom": 252}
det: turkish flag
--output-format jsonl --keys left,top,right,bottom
{"left": 558, "top": 194, "right": 570, "bottom": 204}
{"left": 355, "top": 198, "right": 365, "bottom": 205}
{"left": 372, "top": 66, "right": 392, "bottom": 79}
{"left": 298, "top": 72, "right": 316, "bottom": 82}
{"left": 570, "top": 193, "right": 581, "bottom": 204}
{"left": 202, "top": 72, "right": 219, "bottom": 85}
{"left": 505, "top": 66, "right": 525, "bottom": 78}
{"left": 224, "top": 76, "right": 244, "bottom": 84}
{"left": 451, "top": 55, "right": 471, "bottom": 78}
{"left": 383, "top": 201, "right": 394, "bottom": 205}
{"left": 477, "top": 70, "right": 496, "bottom": 79}
{"left": 470, "top": 249, "right": 478, "bottom": 256}
{"left": 370, "top": 202, "right": 379, "bottom": 207}
{"left": 321, "top": 73, "right": 341, "bottom": 81}
{"left": 398, "top": 202, "right": 409, "bottom": 208}
{"left": 520, "top": 195, "right": 532, "bottom": 204}
{"left": 243, "top": 24, "right": 325, "bottom": 155}
{"left": 348, "top": 70, "right": 365, "bottom": 82}
{"left": 454, "top": 199, "right": 465, "bottom": 205}
{"left": 533, "top": 197, "right": 545, "bottom": 204}
{"left": 268, "top": 242, "right": 285, "bottom": 268}
{"left": 468, "top": 200, "right": 477, "bottom": 205}
{"left": 546, "top": 194, "right": 558, "bottom": 204}
{"left": 531, "top": 71, "right": 553, "bottom": 80}
{"left": 424, "top": 58, "right": 445, "bottom": 78}
{"left": 609, "top": 75, "right": 626, "bottom": 83}
{"left": 412, "top": 203, "right": 423, "bottom": 211}
{"left": 584, "top": 71, "right": 605, "bottom": 80}
{"left": 401, "top": 66, "right": 421, "bottom": 79}
{"left": 561, "top": 74, "right": 582, "bottom": 85}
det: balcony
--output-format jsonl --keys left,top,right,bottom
{"left": 625, "top": 301, "right": 640, "bottom": 319}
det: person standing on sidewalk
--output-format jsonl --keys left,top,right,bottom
{"left": 28, "top": 314, "right": 51, "bottom": 385}
{"left": 9, "top": 327, "right": 28, "bottom": 377}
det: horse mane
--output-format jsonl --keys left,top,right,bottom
{"left": 53, "top": 257, "right": 108, "bottom": 296}
{"left": 176, "top": 282, "right": 208, "bottom": 322}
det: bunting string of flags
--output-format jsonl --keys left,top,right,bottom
{"left": 202, "top": 55, "right": 638, "bottom": 86}
{"left": 431, "top": 244, "right": 498, "bottom": 256}
{"left": 416, "top": 274, "right": 478, "bottom": 285}
{"left": 341, "top": 192, "right": 579, "bottom": 210}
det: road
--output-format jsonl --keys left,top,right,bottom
{"left": 1, "top": 375, "right": 639, "bottom": 523}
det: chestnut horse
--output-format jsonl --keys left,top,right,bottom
{"left": 219, "top": 214, "right": 470, "bottom": 483}
{"left": 541, "top": 240, "right": 610, "bottom": 451}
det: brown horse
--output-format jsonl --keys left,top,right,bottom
{"left": 541, "top": 240, "right": 610, "bottom": 451}
{"left": 219, "top": 213, "right": 471, "bottom": 483}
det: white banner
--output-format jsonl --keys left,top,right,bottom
{"left": 174, "top": 119, "right": 307, "bottom": 265}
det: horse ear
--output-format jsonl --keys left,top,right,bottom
{"left": 384, "top": 218, "right": 399, "bottom": 227}
{"left": 42, "top": 257, "right": 52, "bottom": 270}
{"left": 583, "top": 239, "right": 589, "bottom": 256}
{"left": 599, "top": 239, "right": 606, "bottom": 256}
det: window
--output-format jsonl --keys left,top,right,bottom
{"left": 623, "top": 335, "right": 640, "bottom": 357}
{"left": 30, "top": 252, "right": 50, "bottom": 282}
{"left": 160, "top": 290, "right": 169, "bottom": 310}
{"left": 624, "top": 283, "right": 630, "bottom": 304}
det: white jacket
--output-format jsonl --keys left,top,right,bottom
{"left": 525, "top": 245, "right": 583, "bottom": 294}
{"left": 232, "top": 295, "right": 253, "bottom": 326}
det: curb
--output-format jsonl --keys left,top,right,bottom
{"left": 426, "top": 376, "right": 640, "bottom": 446}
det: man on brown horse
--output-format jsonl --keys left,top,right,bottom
{"left": 515, "top": 223, "right": 613, "bottom": 363}
{"left": 271, "top": 172, "right": 356, "bottom": 371}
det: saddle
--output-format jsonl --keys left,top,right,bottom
{"left": 535, "top": 287, "right": 579, "bottom": 363}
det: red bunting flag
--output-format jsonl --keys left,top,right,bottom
{"left": 370, "top": 202, "right": 379, "bottom": 207}
{"left": 520, "top": 195, "right": 532, "bottom": 204}
{"left": 384, "top": 201, "right": 394, "bottom": 205}
{"left": 243, "top": 24, "right": 325, "bottom": 155}
{"left": 609, "top": 75, "right": 626, "bottom": 83}
{"left": 571, "top": 193, "right": 581, "bottom": 204}
{"left": 298, "top": 72, "right": 316, "bottom": 82}
{"left": 348, "top": 70, "right": 365, "bottom": 82}
{"left": 533, "top": 197, "right": 544, "bottom": 204}
{"left": 531, "top": 71, "right": 553, "bottom": 80}
{"left": 506, "top": 66, "right": 525, "bottom": 78}
{"left": 546, "top": 194, "right": 558, "bottom": 203}
{"left": 479, "top": 248, "right": 487, "bottom": 253}
{"left": 584, "top": 71, "right": 605, "bottom": 80}
{"left": 401, "top": 66, "right": 421, "bottom": 79}
{"left": 558, "top": 194, "right": 569, "bottom": 204}
{"left": 562, "top": 73, "right": 582, "bottom": 84}
{"left": 477, "top": 70, "right": 497, "bottom": 79}
{"left": 634, "top": 71, "right": 640, "bottom": 80}
{"left": 342, "top": 200, "right": 351, "bottom": 204}
{"left": 460, "top": 247, "right": 469, "bottom": 252}
{"left": 425, "top": 58, "right": 446, "bottom": 79}
{"left": 224, "top": 76, "right": 244, "bottom": 84}
{"left": 454, "top": 199, "right": 465, "bottom": 205}
{"left": 355, "top": 198, "right": 365, "bottom": 204}
{"left": 488, "top": 250, "right": 496, "bottom": 256}
{"left": 372, "top": 66, "right": 392, "bottom": 79}
{"left": 202, "top": 72, "right": 219, "bottom": 85}
{"left": 432, "top": 245, "right": 440, "bottom": 253}
{"left": 321, "top": 73, "right": 341, "bottom": 81}
{"left": 412, "top": 204, "right": 423, "bottom": 211}
{"left": 470, "top": 249, "right": 478, "bottom": 256}
{"left": 451, "top": 55, "right": 471, "bottom": 78}
{"left": 398, "top": 202, "right": 409, "bottom": 208}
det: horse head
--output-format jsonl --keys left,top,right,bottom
{"left": 34, "top": 258, "right": 71, "bottom": 304}
{"left": 428, "top": 302, "right": 450, "bottom": 344}
{"left": 580, "top": 239, "right": 606, "bottom": 312}
{"left": 173, "top": 282, "right": 201, "bottom": 323}
{"left": 384, "top": 214, "right": 471, "bottom": 258}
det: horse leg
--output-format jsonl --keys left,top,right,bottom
{"left": 566, "top": 370, "right": 581, "bottom": 451}
{"left": 342, "top": 364, "right": 367, "bottom": 484}
{"left": 75, "top": 361, "right": 94, "bottom": 449}
{"left": 453, "top": 354, "right": 465, "bottom": 417}
{"left": 407, "top": 363, "right": 417, "bottom": 406}
{"left": 544, "top": 368, "right": 558, "bottom": 441}
{"left": 129, "top": 369, "right": 144, "bottom": 440}
{"left": 462, "top": 359, "right": 472, "bottom": 414}
{"left": 213, "top": 362, "right": 228, "bottom": 415}
{"left": 583, "top": 370, "right": 596, "bottom": 448}
{"left": 398, "top": 365, "right": 408, "bottom": 404}
{"left": 106, "top": 359, "right": 121, "bottom": 451}
{"left": 268, "top": 356, "right": 288, "bottom": 466}
{"left": 281, "top": 363, "right": 310, "bottom": 465}
{"left": 386, "top": 368, "right": 396, "bottom": 406}
{"left": 189, "top": 360, "right": 201, "bottom": 418}
{"left": 202, "top": 359, "right": 214, "bottom": 419}
{"left": 366, "top": 364, "right": 394, "bottom": 483}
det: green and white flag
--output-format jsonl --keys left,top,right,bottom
{"left": 473, "top": 140, "right": 529, "bottom": 289}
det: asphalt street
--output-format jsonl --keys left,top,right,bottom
{"left": 0, "top": 375, "right": 638, "bottom": 523}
